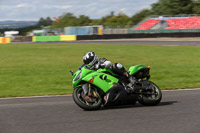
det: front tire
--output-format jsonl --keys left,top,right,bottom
{"left": 73, "top": 87, "right": 102, "bottom": 110}
{"left": 138, "top": 81, "right": 162, "bottom": 106}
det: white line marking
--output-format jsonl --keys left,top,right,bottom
{"left": 0, "top": 88, "right": 200, "bottom": 100}
{"left": 163, "top": 88, "right": 200, "bottom": 91}
{"left": 0, "top": 95, "right": 72, "bottom": 100}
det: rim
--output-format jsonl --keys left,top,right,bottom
{"left": 76, "top": 87, "right": 101, "bottom": 107}
{"left": 147, "top": 83, "right": 161, "bottom": 100}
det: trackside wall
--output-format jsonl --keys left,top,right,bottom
{"left": 32, "top": 35, "right": 77, "bottom": 42}
{"left": 0, "top": 37, "right": 11, "bottom": 44}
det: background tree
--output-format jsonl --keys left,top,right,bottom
{"left": 51, "top": 13, "right": 92, "bottom": 28}
{"left": 192, "top": 0, "right": 200, "bottom": 14}
{"left": 131, "top": 9, "right": 152, "bottom": 26}
{"left": 51, "top": 13, "right": 77, "bottom": 28}
{"left": 37, "top": 17, "right": 53, "bottom": 27}
{"left": 77, "top": 15, "right": 92, "bottom": 26}
{"left": 46, "top": 17, "right": 53, "bottom": 26}
{"left": 104, "top": 13, "right": 132, "bottom": 28}
{"left": 151, "top": 0, "right": 194, "bottom": 15}
{"left": 37, "top": 17, "right": 45, "bottom": 26}
{"left": 92, "top": 11, "right": 116, "bottom": 26}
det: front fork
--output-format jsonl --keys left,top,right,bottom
{"left": 88, "top": 84, "right": 92, "bottom": 96}
{"left": 82, "top": 83, "right": 98, "bottom": 98}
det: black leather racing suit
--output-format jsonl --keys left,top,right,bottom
{"left": 92, "top": 58, "right": 135, "bottom": 93}
{"left": 95, "top": 58, "right": 129, "bottom": 78}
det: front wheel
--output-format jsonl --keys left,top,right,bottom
{"left": 73, "top": 87, "right": 102, "bottom": 110}
{"left": 138, "top": 81, "right": 162, "bottom": 106}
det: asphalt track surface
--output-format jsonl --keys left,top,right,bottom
{"left": 39, "top": 40, "right": 200, "bottom": 46}
{"left": 12, "top": 38, "right": 200, "bottom": 46}
{"left": 0, "top": 89, "right": 200, "bottom": 133}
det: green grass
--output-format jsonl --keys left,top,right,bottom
{"left": 0, "top": 43, "right": 200, "bottom": 97}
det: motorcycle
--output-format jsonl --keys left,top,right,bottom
{"left": 70, "top": 64, "right": 162, "bottom": 110}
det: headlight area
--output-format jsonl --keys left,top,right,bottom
{"left": 74, "top": 71, "right": 82, "bottom": 81}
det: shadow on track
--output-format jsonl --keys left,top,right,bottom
{"left": 158, "top": 101, "right": 178, "bottom": 106}
{"left": 97, "top": 101, "right": 178, "bottom": 111}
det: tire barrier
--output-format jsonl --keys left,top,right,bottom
{"left": 12, "top": 36, "right": 32, "bottom": 42}
{"left": 0, "top": 37, "right": 11, "bottom": 44}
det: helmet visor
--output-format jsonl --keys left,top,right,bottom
{"left": 86, "top": 56, "right": 98, "bottom": 68}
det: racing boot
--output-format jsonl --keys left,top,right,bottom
{"left": 124, "top": 72, "right": 136, "bottom": 93}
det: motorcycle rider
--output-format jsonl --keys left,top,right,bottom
{"left": 83, "top": 51, "right": 136, "bottom": 93}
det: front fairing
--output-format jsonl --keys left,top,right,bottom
{"left": 72, "top": 66, "right": 93, "bottom": 87}
{"left": 82, "top": 71, "right": 118, "bottom": 93}
{"left": 72, "top": 66, "right": 119, "bottom": 93}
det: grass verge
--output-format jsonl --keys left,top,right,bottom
{"left": 0, "top": 43, "right": 200, "bottom": 97}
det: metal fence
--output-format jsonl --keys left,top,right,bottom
{"left": 103, "top": 29, "right": 128, "bottom": 34}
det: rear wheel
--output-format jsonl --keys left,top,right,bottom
{"left": 73, "top": 87, "right": 102, "bottom": 110}
{"left": 138, "top": 81, "right": 162, "bottom": 106}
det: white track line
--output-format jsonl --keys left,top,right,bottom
{"left": 0, "top": 88, "right": 200, "bottom": 100}
{"left": 163, "top": 88, "right": 200, "bottom": 91}
{"left": 0, "top": 95, "right": 71, "bottom": 100}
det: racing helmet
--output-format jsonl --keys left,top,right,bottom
{"left": 83, "top": 52, "right": 98, "bottom": 68}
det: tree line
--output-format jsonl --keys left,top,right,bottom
{"left": 1, "top": 0, "right": 200, "bottom": 35}
{"left": 51, "top": 0, "right": 200, "bottom": 29}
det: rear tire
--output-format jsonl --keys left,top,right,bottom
{"left": 138, "top": 81, "right": 162, "bottom": 106}
{"left": 73, "top": 87, "right": 102, "bottom": 110}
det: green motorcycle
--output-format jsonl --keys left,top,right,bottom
{"left": 70, "top": 64, "right": 162, "bottom": 110}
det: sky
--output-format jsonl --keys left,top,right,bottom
{"left": 0, "top": 0, "right": 158, "bottom": 21}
